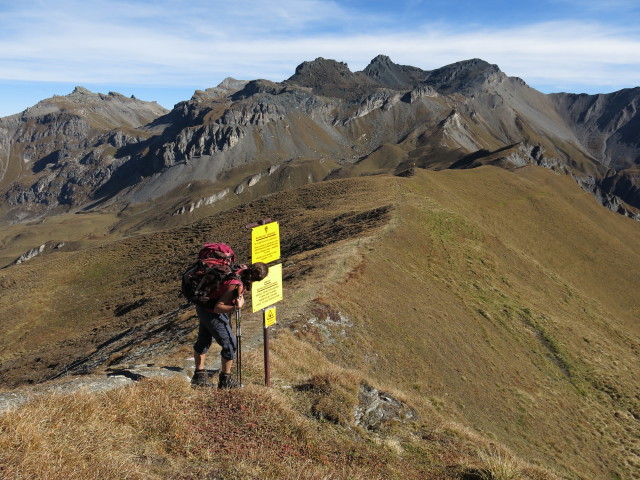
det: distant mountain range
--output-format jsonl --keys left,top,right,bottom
{"left": 1, "top": 55, "right": 638, "bottom": 223}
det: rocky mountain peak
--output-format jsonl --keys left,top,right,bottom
{"left": 287, "top": 57, "right": 380, "bottom": 99}
{"left": 368, "top": 54, "right": 393, "bottom": 67}
{"left": 231, "top": 79, "right": 284, "bottom": 101}
{"left": 362, "top": 54, "right": 426, "bottom": 90}
{"left": 550, "top": 86, "right": 640, "bottom": 171}
{"left": 291, "top": 57, "right": 353, "bottom": 78}
{"left": 193, "top": 78, "right": 250, "bottom": 102}
{"left": 1, "top": 55, "right": 639, "bottom": 225}
{"left": 424, "top": 58, "right": 504, "bottom": 93}
{"left": 62, "top": 86, "right": 157, "bottom": 108}
{"left": 68, "top": 86, "right": 95, "bottom": 98}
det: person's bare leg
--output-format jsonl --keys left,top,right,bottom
{"left": 221, "top": 357, "right": 233, "bottom": 374}
{"left": 194, "top": 350, "right": 206, "bottom": 370}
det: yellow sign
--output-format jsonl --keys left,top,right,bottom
{"left": 264, "top": 307, "right": 277, "bottom": 327}
{"left": 251, "top": 263, "right": 283, "bottom": 312}
{"left": 252, "top": 222, "right": 280, "bottom": 264}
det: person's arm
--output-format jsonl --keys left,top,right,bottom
{"left": 213, "top": 284, "right": 244, "bottom": 314}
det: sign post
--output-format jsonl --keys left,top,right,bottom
{"left": 263, "top": 307, "right": 276, "bottom": 386}
{"left": 250, "top": 221, "right": 282, "bottom": 386}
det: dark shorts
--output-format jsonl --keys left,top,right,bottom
{"left": 193, "top": 306, "right": 237, "bottom": 360}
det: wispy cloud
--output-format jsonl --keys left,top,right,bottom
{"left": 0, "top": 0, "right": 638, "bottom": 115}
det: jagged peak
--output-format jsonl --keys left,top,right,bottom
{"left": 432, "top": 58, "right": 502, "bottom": 76}
{"left": 62, "top": 86, "right": 145, "bottom": 105}
{"left": 369, "top": 54, "right": 393, "bottom": 66}
{"left": 284, "top": 57, "right": 381, "bottom": 98}
{"left": 16, "top": 85, "right": 167, "bottom": 127}
{"left": 108, "top": 91, "right": 127, "bottom": 99}
{"left": 286, "top": 57, "right": 382, "bottom": 100}
{"left": 217, "top": 77, "right": 247, "bottom": 90}
{"left": 363, "top": 55, "right": 398, "bottom": 74}
{"left": 67, "top": 86, "right": 97, "bottom": 99}
{"left": 73, "top": 85, "right": 92, "bottom": 94}
{"left": 362, "top": 54, "right": 426, "bottom": 90}
{"left": 456, "top": 58, "right": 498, "bottom": 69}
{"left": 291, "top": 57, "right": 353, "bottom": 77}
{"left": 424, "top": 58, "right": 504, "bottom": 94}
{"left": 193, "top": 78, "right": 250, "bottom": 101}
{"left": 231, "top": 79, "right": 284, "bottom": 100}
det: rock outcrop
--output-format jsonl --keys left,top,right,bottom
{"left": 6, "top": 241, "right": 67, "bottom": 267}
{"left": 0, "top": 87, "right": 167, "bottom": 219}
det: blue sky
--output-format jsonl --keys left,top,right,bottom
{"left": 0, "top": 0, "right": 639, "bottom": 117}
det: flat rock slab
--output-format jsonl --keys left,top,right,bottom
{"left": 0, "top": 363, "right": 192, "bottom": 415}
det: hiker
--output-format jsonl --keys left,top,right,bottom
{"left": 191, "top": 262, "right": 268, "bottom": 388}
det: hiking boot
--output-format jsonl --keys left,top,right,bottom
{"left": 218, "top": 372, "right": 240, "bottom": 389}
{"left": 191, "top": 370, "right": 214, "bottom": 388}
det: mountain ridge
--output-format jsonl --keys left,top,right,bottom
{"left": 1, "top": 55, "right": 639, "bottom": 230}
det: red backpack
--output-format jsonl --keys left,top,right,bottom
{"left": 197, "top": 243, "right": 236, "bottom": 262}
{"left": 181, "top": 243, "right": 243, "bottom": 307}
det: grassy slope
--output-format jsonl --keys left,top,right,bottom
{"left": 0, "top": 176, "right": 394, "bottom": 386}
{"left": 1, "top": 166, "right": 639, "bottom": 479}
{"left": 314, "top": 167, "right": 640, "bottom": 479}
{"left": 0, "top": 212, "right": 120, "bottom": 267}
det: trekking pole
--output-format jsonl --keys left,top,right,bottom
{"left": 235, "top": 286, "right": 242, "bottom": 386}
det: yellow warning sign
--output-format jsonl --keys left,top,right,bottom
{"left": 251, "top": 263, "right": 283, "bottom": 312}
{"left": 264, "top": 307, "right": 277, "bottom": 327}
{"left": 252, "top": 222, "right": 280, "bottom": 264}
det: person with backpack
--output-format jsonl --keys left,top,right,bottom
{"left": 183, "top": 243, "right": 268, "bottom": 389}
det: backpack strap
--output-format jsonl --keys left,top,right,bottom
{"left": 197, "top": 265, "right": 243, "bottom": 307}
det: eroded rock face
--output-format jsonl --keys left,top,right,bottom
{"left": 423, "top": 58, "right": 505, "bottom": 94}
{"left": 574, "top": 173, "right": 640, "bottom": 220}
{"left": 0, "top": 87, "right": 167, "bottom": 218}
{"left": 7, "top": 241, "right": 66, "bottom": 266}
{"left": 363, "top": 54, "right": 427, "bottom": 90}
{"left": 11, "top": 244, "right": 45, "bottom": 265}
{"left": 550, "top": 88, "right": 640, "bottom": 171}
{"left": 173, "top": 189, "right": 229, "bottom": 215}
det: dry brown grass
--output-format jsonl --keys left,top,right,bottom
{"left": 475, "top": 446, "right": 530, "bottom": 480}
{"left": 0, "top": 211, "right": 119, "bottom": 267}
{"left": 305, "top": 370, "right": 361, "bottom": 426}
{"left": 2, "top": 319, "right": 550, "bottom": 479}
{"left": 0, "top": 370, "right": 492, "bottom": 480}
{"left": 0, "top": 378, "right": 191, "bottom": 480}
{"left": 461, "top": 442, "right": 562, "bottom": 480}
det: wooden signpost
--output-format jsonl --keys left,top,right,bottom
{"left": 249, "top": 220, "right": 282, "bottom": 386}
